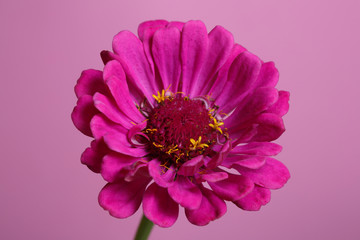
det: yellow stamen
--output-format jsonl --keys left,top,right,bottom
{"left": 145, "top": 128, "right": 157, "bottom": 133}
{"left": 153, "top": 142, "right": 164, "bottom": 149}
{"left": 209, "top": 118, "right": 224, "bottom": 134}
{"left": 189, "top": 136, "right": 209, "bottom": 150}
{"left": 166, "top": 145, "right": 179, "bottom": 155}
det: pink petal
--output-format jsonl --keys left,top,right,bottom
{"left": 235, "top": 158, "right": 290, "bottom": 189}
{"left": 101, "top": 152, "right": 139, "bottom": 182}
{"left": 251, "top": 113, "right": 285, "bottom": 142}
{"left": 166, "top": 21, "right": 185, "bottom": 31}
{"left": 185, "top": 187, "right": 226, "bottom": 226}
{"left": 138, "top": 20, "right": 168, "bottom": 41}
{"left": 256, "top": 62, "right": 279, "bottom": 88}
{"left": 208, "top": 44, "right": 246, "bottom": 99}
{"left": 90, "top": 114, "right": 126, "bottom": 140}
{"left": 168, "top": 176, "right": 202, "bottom": 209}
{"left": 222, "top": 155, "right": 267, "bottom": 169}
{"left": 112, "top": 31, "right": 157, "bottom": 102}
{"left": 206, "top": 141, "right": 231, "bottom": 169}
{"left": 98, "top": 178, "right": 149, "bottom": 218}
{"left": 152, "top": 26, "right": 181, "bottom": 92}
{"left": 138, "top": 20, "right": 169, "bottom": 77}
{"left": 71, "top": 95, "right": 98, "bottom": 137}
{"left": 225, "top": 87, "right": 279, "bottom": 130}
{"left": 81, "top": 139, "right": 108, "bottom": 173}
{"left": 215, "top": 51, "right": 262, "bottom": 114}
{"left": 267, "top": 90, "right": 290, "bottom": 116}
{"left": 209, "top": 172, "right": 254, "bottom": 201}
{"left": 189, "top": 25, "right": 234, "bottom": 97}
{"left": 180, "top": 20, "right": 208, "bottom": 96}
{"left": 199, "top": 171, "right": 228, "bottom": 182}
{"left": 231, "top": 142, "right": 283, "bottom": 156}
{"left": 90, "top": 114, "right": 147, "bottom": 157}
{"left": 234, "top": 186, "right": 271, "bottom": 211}
{"left": 177, "top": 155, "right": 204, "bottom": 176}
{"left": 148, "top": 159, "right": 175, "bottom": 188}
{"left": 143, "top": 183, "right": 179, "bottom": 228}
{"left": 74, "top": 69, "right": 106, "bottom": 98}
{"left": 103, "top": 60, "right": 146, "bottom": 122}
{"left": 93, "top": 92, "right": 133, "bottom": 129}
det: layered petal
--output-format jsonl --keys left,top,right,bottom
{"left": 90, "top": 114, "right": 147, "bottom": 157}
{"left": 103, "top": 60, "right": 146, "bottom": 122}
{"left": 234, "top": 158, "right": 290, "bottom": 189}
{"left": 231, "top": 142, "right": 282, "bottom": 156}
{"left": 71, "top": 95, "right": 98, "bottom": 137}
{"left": 143, "top": 183, "right": 179, "bottom": 228}
{"left": 267, "top": 90, "right": 290, "bottom": 116}
{"left": 74, "top": 69, "right": 106, "bottom": 98}
{"left": 152, "top": 26, "right": 181, "bottom": 92}
{"left": 112, "top": 31, "right": 157, "bottom": 102}
{"left": 185, "top": 187, "right": 226, "bottom": 226}
{"left": 209, "top": 172, "right": 254, "bottom": 201}
{"left": 180, "top": 20, "right": 208, "bottom": 96}
{"left": 81, "top": 139, "right": 108, "bottom": 173}
{"left": 215, "top": 51, "right": 262, "bottom": 114}
{"left": 234, "top": 186, "right": 271, "bottom": 211}
{"left": 101, "top": 152, "right": 139, "bottom": 182}
{"left": 148, "top": 159, "right": 176, "bottom": 188}
{"left": 98, "top": 178, "right": 149, "bottom": 218}
{"left": 168, "top": 176, "right": 202, "bottom": 209}
{"left": 190, "top": 25, "right": 234, "bottom": 97}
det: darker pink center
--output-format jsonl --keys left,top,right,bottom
{"left": 145, "top": 95, "right": 218, "bottom": 166}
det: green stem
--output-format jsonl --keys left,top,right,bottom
{"left": 134, "top": 214, "right": 154, "bottom": 240}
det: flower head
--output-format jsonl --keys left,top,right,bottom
{"left": 72, "top": 20, "right": 290, "bottom": 227}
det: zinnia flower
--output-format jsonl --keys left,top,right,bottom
{"left": 72, "top": 20, "right": 290, "bottom": 228}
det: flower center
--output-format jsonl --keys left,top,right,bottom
{"left": 144, "top": 91, "right": 225, "bottom": 168}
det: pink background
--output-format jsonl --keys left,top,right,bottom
{"left": 1, "top": 0, "right": 359, "bottom": 239}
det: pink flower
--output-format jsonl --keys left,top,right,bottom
{"left": 72, "top": 20, "right": 290, "bottom": 227}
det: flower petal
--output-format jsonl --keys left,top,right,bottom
{"left": 208, "top": 44, "right": 246, "bottom": 99}
{"left": 206, "top": 141, "right": 231, "bottom": 169}
{"left": 199, "top": 171, "right": 228, "bottom": 182}
{"left": 256, "top": 61, "right": 279, "bottom": 88}
{"left": 190, "top": 25, "right": 234, "bottom": 97}
{"left": 148, "top": 159, "right": 176, "bottom": 187}
{"left": 209, "top": 172, "right": 254, "bottom": 201}
{"left": 103, "top": 60, "right": 146, "bottom": 122}
{"left": 222, "top": 155, "right": 267, "bottom": 169}
{"left": 180, "top": 20, "right": 208, "bottom": 96}
{"left": 225, "top": 87, "right": 279, "bottom": 130}
{"left": 71, "top": 95, "right": 98, "bottom": 137}
{"left": 234, "top": 158, "right": 290, "bottom": 189}
{"left": 152, "top": 26, "right": 181, "bottom": 92}
{"left": 143, "top": 183, "right": 179, "bottom": 228}
{"left": 101, "top": 152, "right": 139, "bottom": 182}
{"left": 166, "top": 21, "right": 185, "bottom": 31}
{"left": 90, "top": 114, "right": 147, "bottom": 157}
{"left": 215, "top": 51, "right": 262, "bottom": 114}
{"left": 74, "top": 69, "right": 106, "bottom": 98}
{"left": 177, "top": 155, "right": 204, "bottom": 176}
{"left": 251, "top": 113, "right": 285, "bottom": 142}
{"left": 233, "top": 186, "right": 271, "bottom": 211}
{"left": 138, "top": 20, "right": 169, "bottom": 41}
{"left": 81, "top": 139, "right": 108, "bottom": 173}
{"left": 93, "top": 92, "right": 133, "bottom": 129}
{"left": 231, "top": 142, "right": 282, "bottom": 156}
{"left": 168, "top": 176, "right": 202, "bottom": 209}
{"left": 267, "top": 90, "right": 290, "bottom": 116}
{"left": 112, "top": 30, "right": 157, "bottom": 102}
{"left": 185, "top": 187, "right": 226, "bottom": 226}
{"left": 98, "top": 178, "right": 149, "bottom": 218}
